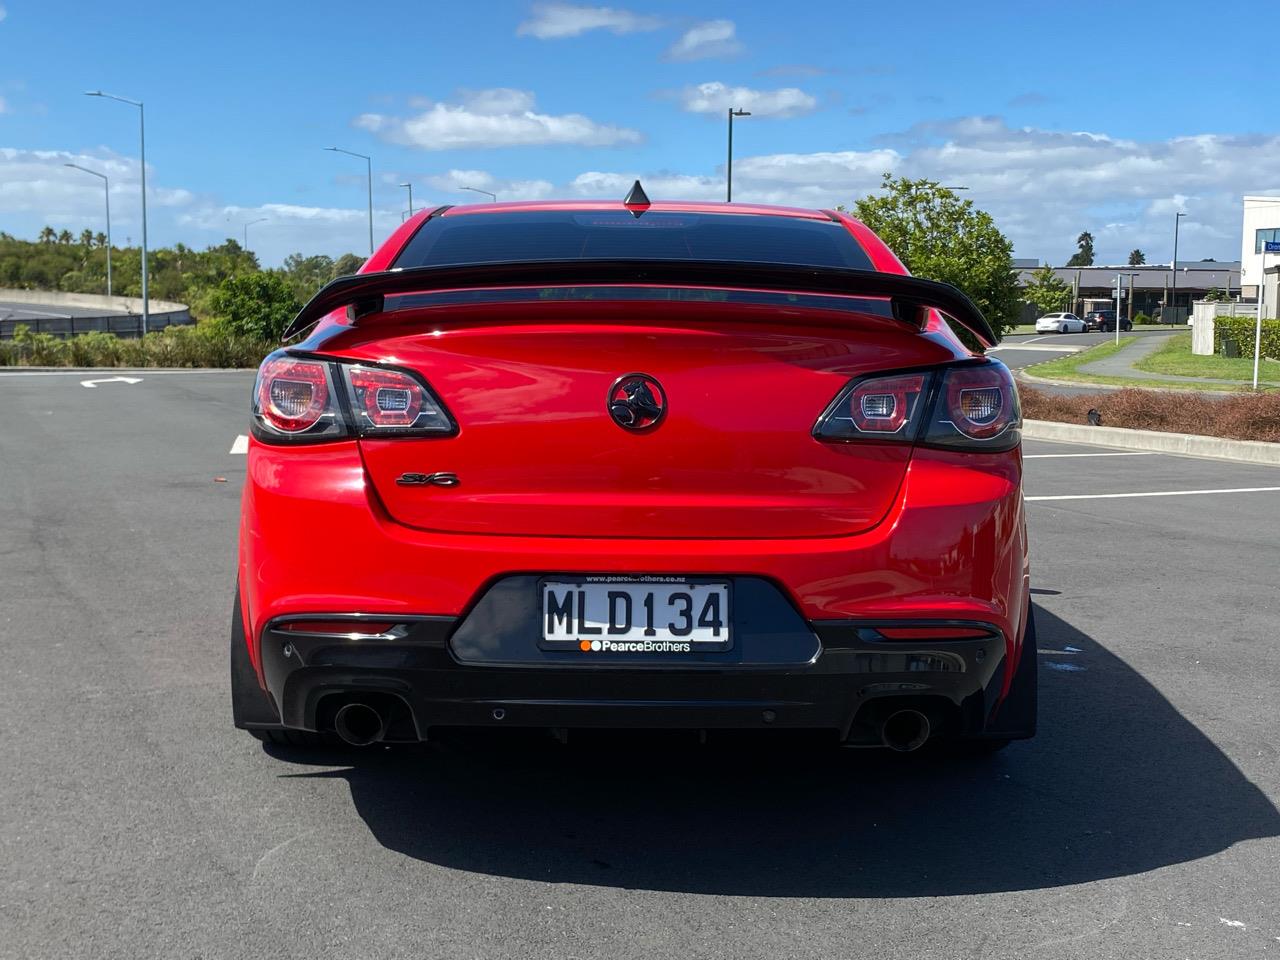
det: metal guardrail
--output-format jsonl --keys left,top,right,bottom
{"left": 0, "top": 309, "right": 193, "bottom": 340}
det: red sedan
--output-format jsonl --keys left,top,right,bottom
{"left": 231, "top": 190, "right": 1035, "bottom": 754}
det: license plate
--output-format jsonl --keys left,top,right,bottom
{"left": 540, "top": 578, "right": 732, "bottom": 654}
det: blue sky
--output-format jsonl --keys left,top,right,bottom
{"left": 3, "top": 0, "right": 1278, "bottom": 266}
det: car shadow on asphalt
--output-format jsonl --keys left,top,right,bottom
{"left": 267, "top": 604, "right": 1280, "bottom": 897}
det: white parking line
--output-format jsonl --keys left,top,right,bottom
{"left": 1028, "top": 487, "right": 1280, "bottom": 502}
{"left": 1024, "top": 452, "right": 1157, "bottom": 459}
{"left": 230, "top": 435, "right": 249, "bottom": 455}
{"left": 989, "top": 344, "right": 1081, "bottom": 353}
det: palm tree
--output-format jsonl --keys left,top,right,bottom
{"left": 39, "top": 226, "right": 56, "bottom": 244}
{"left": 1128, "top": 249, "right": 1146, "bottom": 265}
{"left": 57, "top": 229, "right": 73, "bottom": 245}
{"left": 94, "top": 232, "right": 108, "bottom": 249}
{"left": 79, "top": 229, "right": 94, "bottom": 247}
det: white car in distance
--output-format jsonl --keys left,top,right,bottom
{"left": 1035, "top": 312, "right": 1086, "bottom": 334}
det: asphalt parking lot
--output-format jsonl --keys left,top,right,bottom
{"left": 2, "top": 369, "right": 1277, "bottom": 960}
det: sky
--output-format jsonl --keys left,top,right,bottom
{"left": 2, "top": 0, "right": 1279, "bottom": 268}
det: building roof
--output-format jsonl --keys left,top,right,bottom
{"left": 1018, "top": 262, "right": 1241, "bottom": 291}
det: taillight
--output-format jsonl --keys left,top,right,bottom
{"left": 815, "top": 360, "right": 1020, "bottom": 451}
{"left": 923, "top": 361, "right": 1020, "bottom": 450}
{"left": 341, "top": 364, "right": 453, "bottom": 435}
{"left": 250, "top": 350, "right": 455, "bottom": 444}
{"left": 253, "top": 356, "right": 346, "bottom": 439}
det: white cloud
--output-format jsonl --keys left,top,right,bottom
{"left": 679, "top": 81, "right": 816, "bottom": 119}
{"left": 0, "top": 96, "right": 8, "bottom": 114}
{"left": 517, "top": 3, "right": 661, "bottom": 38}
{"left": 8, "top": 116, "right": 1280, "bottom": 273}
{"left": 426, "top": 169, "right": 556, "bottom": 201}
{"left": 665, "top": 19, "right": 742, "bottom": 61}
{"left": 355, "top": 89, "right": 641, "bottom": 150}
{"left": 0, "top": 6, "right": 7, "bottom": 22}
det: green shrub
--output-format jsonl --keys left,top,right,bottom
{"left": 1133, "top": 312, "right": 1151, "bottom": 325}
{"left": 1214, "top": 317, "right": 1280, "bottom": 360}
{"left": 0, "top": 325, "right": 273, "bottom": 368}
{"left": 206, "top": 272, "right": 301, "bottom": 341}
{"left": 69, "top": 331, "right": 122, "bottom": 366}
{"left": 13, "top": 325, "right": 71, "bottom": 365}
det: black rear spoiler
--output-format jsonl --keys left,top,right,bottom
{"left": 283, "top": 259, "right": 997, "bottom": 347}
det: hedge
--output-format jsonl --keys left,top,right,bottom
{"left": 1214, "top": 316, "right": 1280, "bottom": 360}
{"left": 0, "top": 324, "right": 274, "bottom": 368}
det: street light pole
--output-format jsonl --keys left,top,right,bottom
{"left": 86, "top": 91, "right": 147, "bottom": 333}
{"left": 1169, "top": 211, "right": 1187, "bottom": 324}
{"left": 726, "top": 108, "right": 751, "bottom": 203}
{"left": 460, "top": 186, "right": 497, "bottom": 202}
{"left": 325, "top": 146, "right": 374, "bottom": 256}
{"left": 64, "top": 163, "right": 112, "bottom": 297}
{"left": 400, "top": 182, "right": 414, "bottom": 218}
{"left": 243, "top": 217, "right": 267, "bottom": 249}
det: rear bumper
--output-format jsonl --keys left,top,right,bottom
{"left": 247, "top": 613, "right": 1017, "bottom": 743}
{"left": 236, "top": 441, "right": 1030, "bottom": 739}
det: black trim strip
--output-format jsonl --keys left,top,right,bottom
{"left": 282, "top": 258, "right": 997, "bottom": 346}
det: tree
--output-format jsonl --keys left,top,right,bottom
{"left": 94, "top": 232, "right": 108, "bottom": 249}
{"left": 1203, "top": 287, "right": 1231, "bottom": 303}
{"left": 38, "top": 227, "right": 56, "bottom": 244}
{"left": 1022, "top": 265, "right": 1072, "bottom": 315}
{"left": 851, "top": 174, "right": 1022, "bottom": 338}
{"left": 1065, "top": 231, "right": 1094, "bottom": 267}
{"left": 280, "top": 253, "right": 337, "bottom": 302}
{"left": 331, "top": 253, "right": 364, "bottom": 278}
{"left": 1127, "top": 248, "right": 1145, "bottom": 265}
{"left": 57, "top": 229, "right": 73, "bottom": 245}
{"left": 207, "top": 271, "right": 302, "bottom": 341}
{"left": 79, "top": 229, "right": 94, "bottom": 247}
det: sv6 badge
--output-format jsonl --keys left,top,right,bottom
{"left": 396, "top": 472, "right": 460, "bottom": 487}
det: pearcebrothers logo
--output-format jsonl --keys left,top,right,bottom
{"left": 578, "top": 638, "right": 693, "bottom": 653}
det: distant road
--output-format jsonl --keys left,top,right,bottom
{"left": 0, "top": 299, "right": 131, "bottom": 321}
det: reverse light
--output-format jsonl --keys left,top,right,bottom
{"left": 815, "top": 372, "right": 929, "bottom": 439}
{"left": 341, "top": 364, "right": 453, "bottom": 434}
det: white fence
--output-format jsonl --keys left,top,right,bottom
{"left": 1190, "top": 301, "right": 1258, "bottom": 355}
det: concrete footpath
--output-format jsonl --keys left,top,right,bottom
{"left": 1077, "top": 334, "right": 1276, "bottom": 386}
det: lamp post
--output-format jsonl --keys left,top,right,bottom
{"left": 325, "top": 146, "right": 374, "bottom": 255}
{"left": 85, "top": 91, "right": 147, "bottom": 333}
{"left": 400, "top": 182, "right": 414, "bottom": 218}
{"left": 1169, "top": 211, "right": 1187, "bottom": 324}
{"left": 243, "top": 217, "right": 267, "bottom": 249}
{"left": 461, "top": 186, "right": 497, "bottom": 202}
{"left": 726, "top": 108, "right": 751, "bottom": 203}
{"left": 64, "top": 163, "right": 112, "bottom": 297}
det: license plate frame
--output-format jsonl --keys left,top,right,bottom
{"left": 538, "top": 576, "right": 733, "bottom": 654}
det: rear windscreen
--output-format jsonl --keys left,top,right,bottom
{"left": 392, "top": 210, "right": 874, "bottom": 270}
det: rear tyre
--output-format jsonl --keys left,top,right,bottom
{"left": 1059, "top": 325, "right": 1067, "bottom": 334}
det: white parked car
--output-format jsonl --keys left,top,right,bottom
{"left": 1035, "top": 312, "right": 1086, "bottom": 334}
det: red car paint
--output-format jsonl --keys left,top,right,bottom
{"left": 235, "top": 200, "right": 1031, "bottom": 743}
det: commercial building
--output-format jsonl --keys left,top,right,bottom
{"left": 1239, "top": 196, "right": 1280, "bottom": 316}
{"left": 1016, "top": 262, "right": 1240, "bottom": 322}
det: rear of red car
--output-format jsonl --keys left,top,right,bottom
{"left": 232, "top": 201, "right": 1034, "bottom": 752}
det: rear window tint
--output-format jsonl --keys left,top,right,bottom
{"left": 393, "top": 210, "right": 873, "bottom": 270}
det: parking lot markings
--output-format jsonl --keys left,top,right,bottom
{"left": 230, "top": 435, "right": 248, "bottom": 455}
{"left": 1028, "top": 486, "right": 1280, "bottom": 502}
